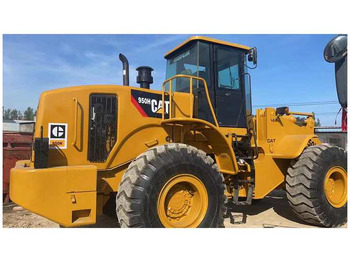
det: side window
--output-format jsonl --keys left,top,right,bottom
{"left": 165, "top": 42, "right": 211, "bottom": 93}
{"left": 184, "top": 64, "right": 206, "bottom": 76}
{"left": 216, "top": 47, "right": 241, "bottom": 90}
{"left": 197, "top": 42, "right": 211, "bottom": 87}
{"left": 165, "top": 43, "right": 197, "bottom": 93}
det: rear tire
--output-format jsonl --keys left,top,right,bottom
{"left": 116, "top": 143, "right": 227, "bottom": 228}
{"left": 286, "top": 145, "right": 347, "bottom": 227}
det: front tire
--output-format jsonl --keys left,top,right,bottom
{"left": 286, "top": 145, "right": 347, "bottom": 227}
{"left": 116, "top": 143, "right": 227, "bottom": 228}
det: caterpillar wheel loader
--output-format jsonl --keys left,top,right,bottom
{"left": 10, "top": 36, "right": 347, "bottom": 228}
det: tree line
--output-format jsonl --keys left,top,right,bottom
{"left": 3, "top": 107, "right": 36, "bottom": 121}
{"left": 295, "top": 112, "right": 321, "bottom": 127}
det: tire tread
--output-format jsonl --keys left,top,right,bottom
{"left": 286, "top": 145, "right": 347, "bottom": 227}
{"left": 116, "top": 143, "right": 227, "bottom": 228}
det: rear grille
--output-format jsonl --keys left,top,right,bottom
{"left": 88, "top": 94, "right": 117, "bottom": 162}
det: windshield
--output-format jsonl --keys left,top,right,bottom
{"left": 165, "top": 42, "right": 211, "bottom": 92}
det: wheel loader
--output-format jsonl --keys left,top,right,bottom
{"left": 10, "top": 36, "right": 347, "bottom": 228}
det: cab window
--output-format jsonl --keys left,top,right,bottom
{"left": 216, "top": 47, "right": 241, "bottom": 90}
{"left": 165, "top": 42, "right": 211, "bottom": 92}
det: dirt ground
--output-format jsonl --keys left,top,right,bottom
{"left": 2, "top": 190, "right": 347, "bottom": 228}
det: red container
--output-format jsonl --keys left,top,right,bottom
{"left": 3, "top": 132, "right": 32, "bottom": 203}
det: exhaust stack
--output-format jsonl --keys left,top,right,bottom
{"left": 119, "top": 53, "right": 129, "bottom": 86}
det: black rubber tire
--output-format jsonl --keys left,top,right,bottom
{"left": 116, "top": 143, "right": 227, "bottom": 228}
{"left": 286, "top": 144, "right": 347, "bottom": 227}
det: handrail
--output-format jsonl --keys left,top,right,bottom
{"left": 161, "top": 74, "right": 219, "bottom": 127}
{"left": 72, "top": 97, "right": 79, "bottom": 147}
{"left": 288, "top": 111, "right": 314, "bottom": 117}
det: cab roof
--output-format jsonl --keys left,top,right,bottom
{"left": 164, "top": 36, "right": 251, "bottom": 58}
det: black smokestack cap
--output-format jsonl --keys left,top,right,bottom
{"left": 136, "top": 66, "right": 153, "bottom": 89}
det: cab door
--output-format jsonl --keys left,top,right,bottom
{"left": 214, "top": 45, "right": 246, "bottom": 127}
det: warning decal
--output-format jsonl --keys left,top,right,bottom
{"left": 48, "top": 123, "right": 68, "bottom": 149}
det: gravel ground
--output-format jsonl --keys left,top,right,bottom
{"left": 3, "top": 203, "right": 58, "bottom": 228}
{"left": 2, "top": 190, "right": 347, "bottom": 228}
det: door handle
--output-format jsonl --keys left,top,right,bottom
{"left": 225, "top": 92, "right": 231, "bottom": 96}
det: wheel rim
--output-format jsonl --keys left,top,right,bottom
{"left": 324, "top": 166, "right": 347, "bottom": 208}
{"left": 157, "top": 174, "right": 208, "bottom": 228}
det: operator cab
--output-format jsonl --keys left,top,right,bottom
{"left": 164, "top": 36, "right": 256, "bottom": 128}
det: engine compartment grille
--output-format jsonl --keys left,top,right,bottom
{"left": 88, "top": 94, "right": 117, "bottom": 162}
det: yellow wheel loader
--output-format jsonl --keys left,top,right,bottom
{"left": 10, "top": 36, "right": 347, "bottom": 228}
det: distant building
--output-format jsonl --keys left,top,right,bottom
{"left": 315, "top": 127, "right": 347, "bottom": 150}
{"left": 3, "top": 120, "right": 35, "bottom": 133}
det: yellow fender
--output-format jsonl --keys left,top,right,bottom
{"left": 272, "top": 134, "right": 321, "bottom": 159}
{"left": 162, "top": 118, "right": 239, "bottom": 175}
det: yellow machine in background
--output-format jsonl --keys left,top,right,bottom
{"left": 10, "top": 36, "right": 347, "bottom": 228}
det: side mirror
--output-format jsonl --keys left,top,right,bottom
{"left": 248, "top": 47, "right": 258, "bottom": 65}
{"left": 324, "top": 35, "right": 347, "bottom": 63}
{"left": 324, "top": 35, "right": 347, "bottom": 108}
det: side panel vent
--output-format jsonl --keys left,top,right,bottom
{"left": 88, "top": 94, "right": 117, "bottom": 162}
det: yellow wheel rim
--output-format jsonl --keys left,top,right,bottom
{"left": 157, "top": 174, "right": 208, "bottom": 228}
{"left": 324, "top": 166, "right": 347, "bottom": 208}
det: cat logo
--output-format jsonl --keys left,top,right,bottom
{"left": 48, "top": 123, "right": 68, "bottom": 149}
{"left": 51, "top": 125, "right": 65, "bottom": 138}
{"left": 131, "top": 89, "right": 169, "bottom": 118}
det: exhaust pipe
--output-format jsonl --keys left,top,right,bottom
{"left": 119, "top": 53, "right": 129, "bottom": 86}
